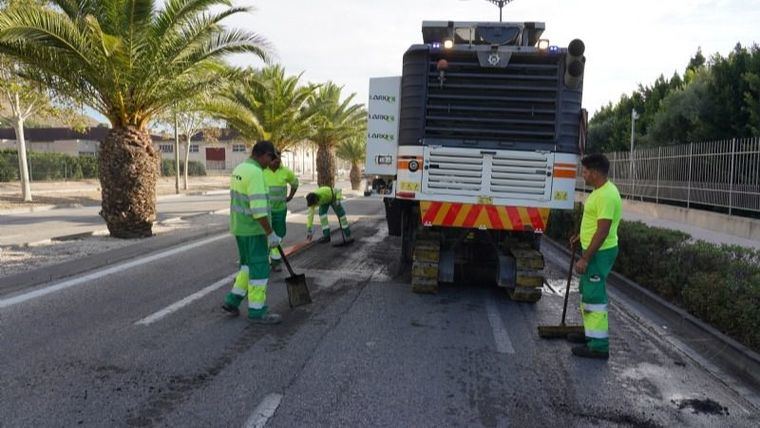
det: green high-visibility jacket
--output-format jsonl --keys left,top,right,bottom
{"left": 229, "top": 159, "right": 269, "bottom": 236}
{"left": 306, "top": 186, "right": 343, "bottom": 229}
{"left": 264, "top": 165, "right": 299, "bottom": 213}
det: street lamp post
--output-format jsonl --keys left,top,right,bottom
{"left": 629, "top": 108, "right": 639, "bottom": 199}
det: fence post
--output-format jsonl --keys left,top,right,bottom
{"left": 729, "top": 138, "right": 736, "bottom": 215}
{"left": 656, "top": 146, "right": 661, "bottom": 204}
{"left": 686, "top": 143, "right": 693, "bottom": 209}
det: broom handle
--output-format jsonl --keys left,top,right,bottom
{"left": 277, "top": 245, "right": 296, "bottom": 277}
{"left": 560, "top": 242, "right": 578, "bottom": 325}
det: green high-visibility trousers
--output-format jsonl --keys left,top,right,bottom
{"left": 225, "top": 235, "right": 271, "bottom": 315}
{"left": 269, "top": 210, "right": 287, "bottom": 265}
{"left": 318, "top": 201, "right": 350, "bottom": 239}
{"left": 579, "top": 246, "right": 618, "bottom": 353}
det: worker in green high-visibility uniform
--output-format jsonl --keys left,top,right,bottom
{"left": 569, "top": 153, "right": 622, "bottom": 359}
{"left": 263, "top": 151, "right": 299, "bottom": 271}
{"left": 222, "top": 140, "right": 282, "bottom": 324}
{"left": 305, "top": 186, "right": 352, "bottom": 244}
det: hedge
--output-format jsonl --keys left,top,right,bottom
{"left": 1, "top": 150, "right": 206, "bottom": 182}
{"left": 547, "top": 205, "right": 760, "bottom": 353}
{"left": 160, "top": 159, "right": 206, "bottom": 177}
{"left": 0, "top": 149, "right": 99, "bottom": 181}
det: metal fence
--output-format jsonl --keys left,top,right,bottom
{"left": 577, "top": 137, "right": 760, "bottom": 214}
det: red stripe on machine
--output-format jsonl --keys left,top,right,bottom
{"left": 462, "top": 204, "right": 483, "bottom": 228}
{"left": 423, "top": 202, "right": 442, "bottom": 224}
{"left": 485, "top": 205, "right": 504, "bottom": 229}
{"left": 442, "top": 203, "right": 463, "bottom": 225}
{"left": 506, "top": 207, "right": 524, "bottom": 230}
{"left": 527, "top": 208, "right": 544, "bottom": 231}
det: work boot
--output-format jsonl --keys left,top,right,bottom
{"left": 571, "top": 345, "right": 609, "bottom": 360}
{"left": 270, "top": 262, "right": 282, "bottom": 273}
{"left": 221, "top": 303, "right": 239, "bottom": 316}
{"left": 316, "top": 236, "right": 331, "bottom": 244}
{"left": 566, "top": 332, "right": 587, "bottom": 344}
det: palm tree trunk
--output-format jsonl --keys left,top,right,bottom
{"left": 316, "top": 143, "right": 336, "bottom": 187}
{"left": 349, "top": 162, "right": 361, "bottom": 190}
{"left": 99, "top": 126, "right": 159, "bottom": 238}
{"left": 12, "top": 118, "right": 32, "bottom": 202}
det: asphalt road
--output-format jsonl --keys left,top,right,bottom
{"left": 0, "top": 197, "right": 758, "bottom": 427}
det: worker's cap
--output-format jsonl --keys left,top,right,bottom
{"left": 252, "top": 140, "right": 276, "bottom": 157}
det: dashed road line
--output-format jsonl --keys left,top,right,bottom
{"left": 485, "top": 299, "right": 515, "bottom": 354}
{"left": 244, "top": 393, "right": 283, "bottom": 428}
{"left": 135, "top": 273, "right": 236, "bottom": 326}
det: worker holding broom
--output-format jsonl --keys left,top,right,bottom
{"left": 264, "top": 151, "right": 299, "bottom": 272}
{"left": 222, "top": 140, "right": 283, "bottom": 324}
{"left": 305, "top": 186, "right": 353, "bottom": 245}
{"left": 568, "top": 153, "right": 622, "bottom": 359}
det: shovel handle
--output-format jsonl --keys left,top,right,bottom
{"left": 560, "top": 242, "right": 578, "bottom": 325}
{"left": 277, "top": 245, "right": 296, "bottom": 277}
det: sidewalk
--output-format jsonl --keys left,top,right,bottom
{"left": 576, "top": 192, "right": 760, "bottom": 250}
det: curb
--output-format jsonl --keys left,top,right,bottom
{"left": 1, "top": 204, "right": 58, "bottom": 215}
{"left": 542, "top": 236, "right": 760, "bottom": 393}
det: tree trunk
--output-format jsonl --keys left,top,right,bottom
{"left": 12, "top": 119, "right": 32, "bottom": 202}
{"left": 349, "top": 162, "right": 361, "bottom": 190}
{"left": 99, "top": 126, "right": 159, "bottom": 239}
{"left": 173, "top": 113, "right": 180, "bottom": 194}
{"left": 316, "top": 143, "right": 336, "bottom": 187}
{"left": 183, "top": 136, "right": 191, "bottom": 190}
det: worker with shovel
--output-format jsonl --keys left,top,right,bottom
{"left": 305, "top": 186, "right": 353, "bottom": 245}
{"left": 568, "top": 154, "right": 622, "bottom": 359}
{"left": 264, "top": 151, "right": 299, "bottom": 272}
{"left": 222, "top": 140, "right": 283, "bottom": 324}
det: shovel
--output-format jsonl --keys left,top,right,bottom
{"left": 277, "top": 245, "right": 312, "bottom": 308}
{"left": 538, "top": 242, "right": 585, "bottom": 338}
{"left": 332, "top": 221, "right": 355, "bottom": 247}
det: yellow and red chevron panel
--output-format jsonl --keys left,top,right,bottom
{"left": 420, "top": 201, "right": 549, "bottom": 232}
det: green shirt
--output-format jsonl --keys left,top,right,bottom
{"left": 263, "top": 165, "right": 299, "bottom": 212}
{"left": 306, "top": 186, "right": 343, "bottom": 229}
{"left": 229, "top": 159, "right": 270, "bottom": 236}
{"left": 580, "top": 180, "right": 622, "bottom": 250}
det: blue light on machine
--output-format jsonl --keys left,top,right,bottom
{"left": 432, "top": 42, "right": 441, "bottom": 49}
{"left": 548, "top": 45, "right": 560, "bottom": 55}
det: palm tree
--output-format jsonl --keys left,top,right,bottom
{"left": 0, "top": 0, "right": 270, "bottom": 238}
{"left": 306, "top": 82, "right": 365, "bottom": 187}
{"left": 336, "top": 134, "right": 367, "bottom": 191}
{"left": 206, "top": 65, "right": 315, "bottom": 151}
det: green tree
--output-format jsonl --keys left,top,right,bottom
{"left": 306, "top": 82, "right": 365, "bottom": 187}
{"left": 206, "top": 65, "right": 315, "bottom": 151}
{"left": 0, "top": 0, "right": 270, "bottom": 238}
{"left": 336, "top": 133, "right": 366, "bottom": 191}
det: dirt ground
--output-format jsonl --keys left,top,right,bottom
{"left": 0, "top": 176, "right": 229, "bottom": 211}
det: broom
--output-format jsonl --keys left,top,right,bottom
{"left": 538, "top": 241, "right": 585, "bottom": 338}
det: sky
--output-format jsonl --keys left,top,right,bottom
{"left": 223, "top": 0, "right": 760, "bottom": 116}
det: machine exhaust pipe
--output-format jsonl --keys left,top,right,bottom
{"left": 564, "top": 39, "right": 585, "bottom": 89}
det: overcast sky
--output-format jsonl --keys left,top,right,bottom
{"left": 225, "top": 0, "right": 760, "bottom": 115}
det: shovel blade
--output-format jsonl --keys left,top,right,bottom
{"left": 285, "top": 274, "right": 312, "bottom": 308}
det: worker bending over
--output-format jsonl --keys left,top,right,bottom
{"left": 305, "top": 186, "right": 353, "bottom": 244}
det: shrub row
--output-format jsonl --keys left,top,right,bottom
{"left": 160, "top": 159, "right": 206, "bottom": 177}
{"left": 547, "top": 205, "right": 760, "bottom": 353}
{"left": 1, "top": 150, "right": 206, "bottom": 182}
{"left": 0, "top": 149, "right": 98, "bottom": 182}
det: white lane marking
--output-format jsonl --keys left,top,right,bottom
{"left": 135, "top": 273, "right": 236, "bottom": 326}
{"left": 244, "top": 393, "right": 283, "bottom": 428}
{"left": 485, "top": 299, "right": 515, "bottom": 354}
{"left": 0, "top": 234, "right": 228, "bottom": 309}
